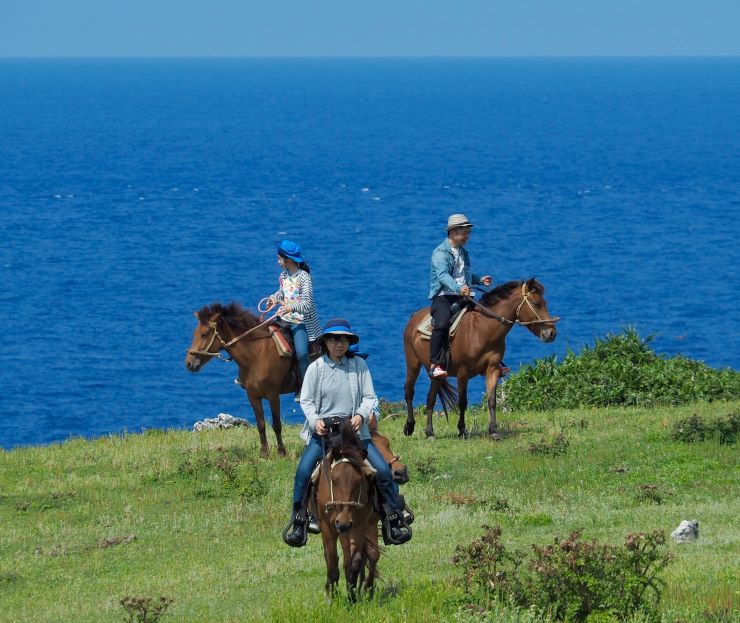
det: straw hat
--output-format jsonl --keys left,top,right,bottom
{"left": 446, "top": 214, "right": 474, "bottom": 231}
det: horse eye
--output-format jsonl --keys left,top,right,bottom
{"left": 200, "top": 332, "right": 208, "bottom": 338}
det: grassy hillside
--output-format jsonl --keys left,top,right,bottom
{"left": 1, "top": 401, "right": 738, "bottom": 622}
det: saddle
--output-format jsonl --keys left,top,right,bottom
{"left": 416, "top": 305, "right": 469, "bottom": 341}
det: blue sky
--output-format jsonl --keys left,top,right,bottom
{"left": 2, "top": 0, "right": 739, "bottom": 57}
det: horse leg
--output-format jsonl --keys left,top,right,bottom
{"left": 424, "top": 382, "right": 437, "bottom": 440}
{"left": 342, "top": 535, "right": 362, "bottom": 603}
{"left": 485, "top": 366, "right": 502, "bottom": 440}
{"left": 363, "top": 528, "right": 380, "bottom": 597}
{"left": 322, "top": 531, "right": 340, "bottom": 600}
{"left": 267, "top": 393, "right": 286, "bottom": 457}
{"left": 457, "top": 375, "right": 469, "bottom": 438}
{"left": 246, "top": 391, "right": 269, "bottom": 456}
{"left": 403, "top": 352, "right": 422, "bottom": 437}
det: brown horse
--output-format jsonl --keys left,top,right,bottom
{"left": 317, "top": 419, "right": 380, "bottom": 601}
{"left": 403, "top": 278, "right": 559, "bottom": 440}
{"left": 369, "top": 425, "right": 409, "bottom": 484}
{"left": 184, "top": 302, "right": 292, "bottom": 456}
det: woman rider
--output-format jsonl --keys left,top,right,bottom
{"left": 268, "top": 240, "right": 321, "bottom": 391}
{"left": 283, "top": 318, "right": 412, "bottom": 548}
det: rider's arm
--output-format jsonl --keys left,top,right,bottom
{"left": 431, "top": 248, "right": 462, "bottom": 293}
{"left": 299, "top": 362, "right": 320, "bottom": 431}
{"left": 354, "top": 359, "right": 377, "bottom": 422}
{"left": 271, "top": 272, "right": 286, "bottom": 303}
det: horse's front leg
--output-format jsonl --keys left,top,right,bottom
{"left": 485, "top": 366, "right": 502, "bottom": 440}
{"left": 457, "top": 375, "right": 469, "bottom": 438}
{"left": 424, "top": 382, "right": 438, "bottom": 440}
{"left": 267, "top": 393, "right": 286, "bottom": 457}
{"left": 363, "top": 526, "right": 380, "bottom": 598}
{"left": 342, "top": 534, "right": 362, "bottom": 603}
{"left": 322, "top": 531, "right": 340, "bottom": 600}
{"left": 403, "top": 359, "right": 421, "bottom": 437}
{"left": 246, "top": 391, "right": 269, "bottom": 456}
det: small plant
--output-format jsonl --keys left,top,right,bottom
{"left": 636, "top": 484, "right": 664, "bottom": 505}
{"left": 412, "top": 456, "right": 438, "bottom": 478}
{"left": 528, "top": 432, "right": 569, "bottom": 456}
{"left": 120, "top": 596, "right": 173, "bottom": 623}
{"left": 453, "top": 526, "right": 672, "bottom": 622}
{"left": 672, "top": 411, "right": 740, "bottom": 444}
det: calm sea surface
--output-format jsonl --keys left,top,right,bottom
{"left": 1, "top": 58, "right": 739, "bottom": 449}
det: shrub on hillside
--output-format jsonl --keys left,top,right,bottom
{"left": 500, "top": 329, "right": 740, "bottom": 411}
{"left": 453, "top": 526, "right": 672, "bottom": 623}
{"left": 672, "top": 411, "right": 739, "bottom": 444}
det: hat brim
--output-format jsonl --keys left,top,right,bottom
{"left": 446, "top": 223, "right": 473, "bottom": 231}
{"left": 321, "top": 329, "right": 360, "bottom": 345}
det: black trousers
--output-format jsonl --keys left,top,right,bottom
{"left": 429, "top": 294, "right": 463, "bottom": 366}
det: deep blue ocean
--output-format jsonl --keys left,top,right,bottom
{"left": 1, "top": 58, "right": 739, "bottom": 449}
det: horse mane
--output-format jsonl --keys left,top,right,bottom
{"left": 195, "top": 302, "right": 261, "bottom": 333}
{"left": 479, "top": 278, "right": 544, "bottom": 307}
{"left": 329, "top": 419, "right": 366, "bottom": 464}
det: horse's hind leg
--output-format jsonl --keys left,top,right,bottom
{"left": 246, "top": 391, "right": 269, "bottom": 456}
{"left": 267, "top": 393, "right": 286, "bottom": 457}
{"left": 457, "top": 375, "right": 469, "bottom": 438}
{"left": 485, "top": 366, "right": 502, "bottom": 440}
{"left": 363, "top": 531, "right": 380, "bottom": 598}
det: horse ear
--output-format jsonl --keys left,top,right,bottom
{"left": 210, "top": 312, "right": 222, "bottom": 323}
{"left": 526, "top": 277, "right": 539, "bottom": 292}
{"left": 361, "top": 449, "right": 368, "bottom": 460}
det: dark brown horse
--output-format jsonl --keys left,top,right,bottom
{"left": 316, "top": 419, "right": 380, "bottom": 601}
{"left": 403, "top": 278, "right": 559, "bottom": 440}
{"left": 185, "top": 302, "right": 292, "bottom": 456}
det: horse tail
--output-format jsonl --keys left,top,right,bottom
{"left": 436, "top": 378, "right": 459, "bottom": 419}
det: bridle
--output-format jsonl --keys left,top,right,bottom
{"left": 470, "top": 283, "right": 561, "bottom": 327}
{"left": 187, "top": 313, "right": 278, "bottom": 360}
{"left": 322, "top": 457, "right": 366, "bottom": 514}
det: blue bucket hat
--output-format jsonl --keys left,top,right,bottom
{"left": 275, "top": 239, "right": 304, "bottom": 263}
{"left": 321, "top": 318, "right": 360, "bottom": 345}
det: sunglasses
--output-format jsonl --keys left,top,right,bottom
{"left": 325, "top": 335, "right": 350, "bottom": 342}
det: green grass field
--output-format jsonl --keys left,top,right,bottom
{"left": 1, "top": 400, "right": 738, "bottom": 622}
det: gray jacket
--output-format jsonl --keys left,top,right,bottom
{"left": 299, "top": 355, "right": 376, "bottom": 442}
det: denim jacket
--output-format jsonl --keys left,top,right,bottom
{"left": 428, "top": 238, "right": 483, "bottom": 299}
{"left": 299, "top": 355, "right": 376, "bottom": 443}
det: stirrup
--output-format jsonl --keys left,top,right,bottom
{"left": 381, "top": 511, "right": 412, "bottom": 546}
{"left": 282, "top": 509, "right": 308, "bottom": 547}
{"left": 397, "top": 495, "right": 414, "bottom": 525}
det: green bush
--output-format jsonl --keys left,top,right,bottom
{"left": 501, "top": 329, "right": 740, "bottom": 411}
{"left": 453, "top": 526, "right": 672, "bottom": 623}
{"left": 672, "top": 411, "right": 739, "bottom": 444}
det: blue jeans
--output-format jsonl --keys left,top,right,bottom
{"left": 290, "top": 323, "right": 309, "bottom": 379}
{"left": 292, "top": 434, "right": 400, "bottom": 513}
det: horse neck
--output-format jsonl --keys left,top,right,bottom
{"left": 479, "top": 294, "right": 520, "bottom": 337}
{"left": 218, "top": 320, "right": 268, "bottom": 369}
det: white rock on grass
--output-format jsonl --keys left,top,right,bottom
{"left": 193, "top": 413, "right": 250, "bottom": 432}
{"left": 670, "top": 520, "right": 699, "bottom": 544}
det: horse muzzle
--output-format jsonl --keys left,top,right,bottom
{"left": 185, "top": 355, "right": 203, "bottom": 372}
{"left": 539, "top": 326, "right": 557, "bottom": 343}
{"left": 392, "top": 465, "right": 409, "bottom": 485}
{"left": 335, "top": 519, "right": 353, "bottom": 533}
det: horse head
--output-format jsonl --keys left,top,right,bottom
{"left": 370, "top": 430, "right": 409, "bottom": 484}
{"left": 516, "top": 278, "right": 558, "bottom": 343}
{"left": 185, "top": 307, "right": 224, "bottom": 372}
{"left": 322, "top": 419, "right": 368, "bottom": 534}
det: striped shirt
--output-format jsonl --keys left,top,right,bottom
{"left": 272, "top": 269, "right": 322, "bottom": 341}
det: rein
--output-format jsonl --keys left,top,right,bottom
{"left": 187, "top": 312, "right": 279, "bottom": 360}
{"left": 322, "top": 456, "right": 365, "bottom": 514}
{"left": 469, "top": 283, "right": 561, "bottom": 327}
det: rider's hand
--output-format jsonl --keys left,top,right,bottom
{"left": 459, "top": 285, "right": 471, "bottom": 297}
{"left": 315, "top": 420, "right": 327, "bottom": 436}
{"left": 481, "top": 276, "right": 492, "bottom": 286}
{"left": 351, "top": 414, "right": 363, "bottom": 432}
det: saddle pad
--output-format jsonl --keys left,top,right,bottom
{"left": 269, "top": 325, "right": 293, "bottom": 358}
{"left": 417, "top": 308, "right": 468, "bottom": 341}
{"left": 310, "top": 458, "right": 377, "bottom": 485}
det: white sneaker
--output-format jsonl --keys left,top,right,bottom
{"left": 430, "top": 365, "right": 448, "bottom": 379}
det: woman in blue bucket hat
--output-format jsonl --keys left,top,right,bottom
{"left": 282, "top": 318, "right": 412, "bottom": 548}
{"left": 268, "top": 240, "right": 321, "bottom": 389}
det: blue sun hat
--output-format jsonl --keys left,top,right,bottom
{"left": 321, "top": 318, "right": 360, "bottom": 345}
{"left": 275, "top": 239, "right": 304, "bottom": 263}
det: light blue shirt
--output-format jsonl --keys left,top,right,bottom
{"left": 428, "top": 238, "right": 484, "bottom": 299}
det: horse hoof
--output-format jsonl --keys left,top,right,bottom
{"left": 425, "top": 434, "right": 436, "bottom": 441}
{"left": 458, "top": 430, "right": 469, "bottom": 439}
{"left": 277, "top": 447, "right": 287, "bottom": 457}
{"left": 489, "top": 432, "right": 502, "bottom": 441}
{"left": 403, "top": 423, "right": 415, "bottom": 437}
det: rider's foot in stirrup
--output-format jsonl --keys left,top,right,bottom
{"left": 499, "top": 362, "right": 511, "bottom": 376}
{"left": 283, "top": 508, "right": 308, "bottom": 547}
{"left": 430, "top": 365, "right": 448, "bottom": 379}
{"left": 382, "top": 512, "right": 412, "bottom": 545}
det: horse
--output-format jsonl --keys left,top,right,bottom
{"left": 184, "top": 302, "right": 292, "bottom": 456}
{"left": 316, "top": 419, "right": 381, "bottom": 601}
{"left": 403, "top": 278, "right": 559, "bottom": 440}
{"left": 369, "top": 424, "right": 409, "bottom": 484}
